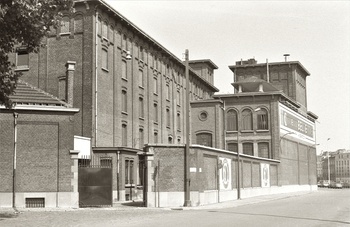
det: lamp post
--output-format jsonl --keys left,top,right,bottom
{"left": 236, "top": 107, "right": 261, "bottom": 200}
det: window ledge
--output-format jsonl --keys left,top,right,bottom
{"left": 154, "top": 122, "right": 158, "bottom": 125}
{"left": 15, "top": 67, "right": 29, "bottom": 72}
{"left": 101, "top": 67, "right": 109, "bottom": 72}
{"left": 256, "top": 129, "right": 269, "bottom": 133}
{"left": 122, "top": 111, "right": 128, "bottom": 116}
{"left": 139, "top": 117, "right": 145, "bottom": 121}
{"left": 60, "top": 32, "right": 71, "bottom": 36}
{"left": 139, "top": 85, "right": 144, "bottom": 90}
{"left": 122, "top": 77, "right": 128, "bottom": 82}
{"left": 154, "top": 93, "right": 158, "bottom": 96}
{"left": 226, "top": 130, "right": 238, "bottom": 133}
{"left": 241, "top": 130, "right": 254, "bottom": 133}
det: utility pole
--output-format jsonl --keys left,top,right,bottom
{"left": 184, "top": 49, "right": 191, "bottom": 207}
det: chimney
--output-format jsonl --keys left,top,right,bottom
{"left": 65, "top": 61, "right": 76, "bottom": 106}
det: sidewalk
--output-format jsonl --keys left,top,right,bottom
{"left": 0, "top": 191, "right": 314, "bottom": 214}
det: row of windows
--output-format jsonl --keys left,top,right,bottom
{"left": 226, "top": 108, "right": 269, "bottom": 131}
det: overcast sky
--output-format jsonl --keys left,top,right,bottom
{"left": 106, "top": 0, "right": 350, "bottom": 153}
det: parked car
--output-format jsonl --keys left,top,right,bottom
{"left": 322, "top": 181, "right": 330, "bottom": 188}
{"left": 342, "top": 182, "right": 350, "bottom": 188}
{"left": 329, "top": 181, "right": 343, "bottom": 189}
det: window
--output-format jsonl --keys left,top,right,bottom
{"left": 166, "top": 83, "right": 170, "bottom": 100}
{"left": 176, "top": 90, "right": 180, "bottom": 106}
{"left": 16, "top": 48, "right": 29, "bottom": 69}
{"left": 139, "top": 69, "right": 144, "bottom": 87}
{"left": 257, "top": 109, "right": 269, "bottom": 130}
{"left": 74, "top": 15, "right": 83, "bottom": 33}
{"left": 122, "top": 60, "right": 127, "bottom": 79}
{"left": 102, "top": 48, "right": 108, "bottom": 70}
{"left": 139, "top": 97, "right": 144, "bottom": 118}
{"left": 196, "top": 133, "right": 212, "bottom": 147}
{"left": 58, "top": 77, "right": 66, "bottom": 100}
{"left": 153, "top": 77, "right": 158, "bottom": 94}
{"left": 139, "top": 46, "right": 144, "bottom": 61}
{"left": 168, "top": 136, "right": 173, "bottom": 144}
{"left": 154, "top": 131, "right": 158, "bottom": 143}
{"left": 227, "top": 109, "right": 238, "bottom": 131}
{"left": 60, "top": 16, "right": 70, "bottom": 34}
{"left": 139, "top": 128, "right": 144, "bottom": 149}
{"left": 242, "top": 109, "right": 253, "bottom": 130}
{"left": 122, "top": 90, "right": 127, "bottom": 113}
{"left": 166, "top": 108, "right": 170, "bottom": 128}
{"left": 102, "top": 21, "right": 108, "bottom": 39}
{"left": 154, "top": 103, "right": 158, "bottom": 123}
{"left": 125, "top": 159, "right": 134, "bottom": 184}
{"left": 97, "top": 17, "right": 102, "bottom": 35}
{"left": 258, "top": 142, "right": 269, "bottom": 158}
{"left": 100, "top": 157, "right": 112, "bottom": 167}
{"left": 227, "top": 142, "right": 238, "bottom": 152}
{"left": 243, "top": 143, "right": 254, "bottom": 156}
{"left": 177, "top": 112, "right": 181, "bottom": 131}
{"left": 122, "top": 35, "right": 127, "bottom": 50}
{"left": 122, "top": 124, "right": 127, "bottom": 146}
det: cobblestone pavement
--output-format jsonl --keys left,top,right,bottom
{"left": 0, "top": 191, "right": 316, "bottom": 227}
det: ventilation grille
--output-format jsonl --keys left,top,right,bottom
{"left": 25, "top": 198, "right": 45, "bottom": 208}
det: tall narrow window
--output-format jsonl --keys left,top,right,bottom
{"left": 122, "top": 60, "right": 127, "bottom": 79}
{"left": 125, "top": 159, "right": 134, "bottom": 184}
{"left": 139, "top": 128, "right": 144, "bottom": 149}
{"left": 139, "top": 69, "right": 144, "bottom": 87}
{"left": 139, "top": 97, "right": 144, "bottom": 118}
{"left": 100, "top": 157, "right": 112, "bottom": 167}
{"left": 58, "top": 77, "right": 66, "bottom": 100}
{"left": 139, "top": 46, "right": 144, "bottom": 61}
{"left": 122, "top": 35, "right": 127, "bottom": 50}
{"left": 258, "top": 142, "right": 269, "bottom": 158}
{"left": 243, "top": 143, "right": 254, "bottom": 156}
{"left": 165, "top": 83, "right": 170, "bottom": 100}
{"left": 101, "top": 48, "right": 108, "bottom": 70}
{"left": 166, "top": 108, "right": 170, "bottom": 128}
{"left": 177, "top": 112, "right": 181, "bottom": 131}
{"left": 102, "top": 21, "right": 108, "bottom": 39}
{"left": 227, "top": 109, "right": 238, "bottom": 131}
{"left": 177, "top": 90, "right": 180, "bottom": 106}
{"left": 16, "top": 47, "right": 29, "bottom": 69}
{"left": 154, "top": 103, "right": 158, "bottom": 123}
{"left": 154, "top": 131, "right": 158, "bottom": 143}
{"left": 242, "top": 109, "right": 253, "bottom": 130}
{"left": 60, "top": 16, "right": 70, "bottom": 34}
{"left": 122, "top": 124, "right": 127, "bottom": 146}
{"left": 153, "top": 77, "right": 158, "bottom": 94}
{"left": 257, "top": 109, "right": 269, "bottom": 130}
{"left": 122, "top": 90, "right": 127, "bottom": 113}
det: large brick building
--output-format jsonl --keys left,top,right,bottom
{"left": 7, "top": 0, "right": 218, "bottom": 204}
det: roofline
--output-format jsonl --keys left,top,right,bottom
{"left": 188, "top": 59, "right": 219, "bottom": 69}
{"left": 228, "top": 61, "right": 310, "bottom": 76}
{"left": 0, "top": 105, "right": 80, "bottom": 112}
{"left": 76, "top": 0, "right": 218, "bottom": 92}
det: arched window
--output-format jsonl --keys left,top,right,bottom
{"left": 122, "top": 123, "right": 127, "bottom": 146}
{"left": 60, "top": 16, "right": 70, "bottom": 34}
{"left": 257, "top": 108, "right": 269, "bottom": 130}
{"left": 196, "top": 133, "right": 212, "bottom": 147}
{"left": 258, "top": 142, "right": 269, "bottom": 158}
{"left": 242, "top": 109, "right": 253, "bottom": 130}
{"left": 122, "top": 89, "right": 127, "bottom": 113}
{"left": 226, "top": 109, "right": 238, "bottom": 131}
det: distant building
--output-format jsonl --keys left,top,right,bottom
{"left": 319, "top": 150, "right": 350, "bottom": 183}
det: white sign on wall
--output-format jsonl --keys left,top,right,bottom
{"left": 261, "top": 163, "right": 270, "bottom": 187}
{"left": 219, "top": 157, "right": 232, "bottom": 190}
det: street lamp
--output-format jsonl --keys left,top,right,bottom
{"left": 327, "top": 138, "right": 331, "bottom": 184}
{"left": 236, "top": 107, "right": 261, "bottom": 200}
{"left": 184, "top": 49, "right": 191, "bottom": 207}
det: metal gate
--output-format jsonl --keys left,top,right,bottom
{"left": 78, "top": 156, "right": 113, "bottom": 207}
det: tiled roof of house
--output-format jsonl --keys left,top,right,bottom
{"left": 9, "top": 80, "right": 70, "bottom": 107}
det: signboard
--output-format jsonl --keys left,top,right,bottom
{"left": 261, "top": 163, "right": 270, "bottom": 187}
{"left": 219, "top": 157, "right": 232, "bottom": 190}
{"left": 279, "top": 103, "right": 315, "bottom": 144}
{"left": 74, "top": 135, "right": 91, "bottom": 159}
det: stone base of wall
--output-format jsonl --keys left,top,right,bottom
{"left": 0, "top": 192, "right": 79, "bottom": 208}
{"left": 145, "top": 184, "right": 317, "bottom": 208}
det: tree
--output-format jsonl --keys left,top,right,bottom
{"left": 0, "top": 0, "right": 72, "bottom": 108}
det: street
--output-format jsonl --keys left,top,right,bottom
{"left": 1, "top": 188, "right": 349, "bottom": 227}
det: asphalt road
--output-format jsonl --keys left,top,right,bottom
{"left": 1, "top": 188, "right": 349, "bottom": 227}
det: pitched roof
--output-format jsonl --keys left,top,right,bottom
{"left": 3, "top": 80, "right": 78, "bottom": 112}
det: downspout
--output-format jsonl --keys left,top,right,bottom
{"left": 13, "top": 112, "right": 18, "bottom": 209}
{"left": 94, "top": 10, "right": 99, "bottom": 147}
{"left": 117, "top": 151, "right": 120, "bottom": 201}
{"left": 266, "top": 59, "right": 270, "bottom": 83}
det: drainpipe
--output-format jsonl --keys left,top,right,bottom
{"left": 94, "top": 10, "right": 99, "bottom": 147}
{"left": 117, "top": 151, "right": 120, "bottom": 201}
{"left": 13, "top": 112, "right": 18, "bottom": 209}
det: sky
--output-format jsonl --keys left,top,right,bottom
{"left": 106, "top": 0, "right": 350, "bottom": 153}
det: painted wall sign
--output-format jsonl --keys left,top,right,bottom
{"left": 261, "top": 163, "right": 270, "bottom": 187}
{"left": 279, "top": 103, "right": 316, "bottom": 144}
{"left": 219, "top": 157, "right": 232, "bottom": 190}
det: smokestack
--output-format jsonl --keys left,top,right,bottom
{"left": 65, "top": 61, "right": 76, "bottom": 106}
